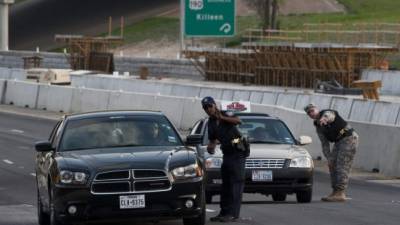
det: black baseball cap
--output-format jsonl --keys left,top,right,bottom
{"left": 201, "top": 96, "right": 215, "bottom": 107}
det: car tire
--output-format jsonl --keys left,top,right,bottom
{"left": 205, "top": 192, "right": 213, "bottom": 204}
{"left": 38, "top": 190, "right": 50, "bottom": 225}
{"left": 296, "top": 188, "right": 313, "bottom": 203}
{"left": 272, "top": 193, "right": 287, "bottom": 202}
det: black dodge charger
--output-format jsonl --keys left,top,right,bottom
{"left": 35, "top": 111, "right": 205, "bottom": 225}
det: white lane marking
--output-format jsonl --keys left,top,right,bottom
{"left": 30, "top": 173, "right": 36, "bottom": 177}
{"left": 18, "top": 166, "right": 24, "bottom": 169}
{"left": 3, "top": 159, "right": 14, "bottom": 165}
{"left": 206, "top": 208, "right": 216, "bottom": 212}
{"left": 10, "top": 129, "right": 24, "bottom": 134}
{"left": 18, "top": 146, "right": 29, "bottom": 150}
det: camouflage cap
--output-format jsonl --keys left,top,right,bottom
{"left": 304, "top": 103, "right": 317, "bottom": 113}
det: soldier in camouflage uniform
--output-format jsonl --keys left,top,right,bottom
{"left": 304, "top": 104, "right": 359, "bottom": 202}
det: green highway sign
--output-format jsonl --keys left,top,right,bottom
{"left": 184, "top": 0, "right": 236, "bottom": 37}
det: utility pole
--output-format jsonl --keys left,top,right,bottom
{"left": 0, "top": 0, "right": 14, "bottom": 51}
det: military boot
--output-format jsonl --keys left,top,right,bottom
{"left": 321, "top": 190, "right": 336, "bottom": 201}
{"left": 322, "top": 190, "right": 346, "bottom": 202}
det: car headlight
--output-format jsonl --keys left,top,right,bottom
{"left": 60, "top": 170, "right": 89, "bottom": 185}
{"left": 171, "top": 163, "right": 203, "bottom": 180}
{"left": 289, "top": 157, "right": 313, "bottom": 168}
{"left": 205, "top": 157, "right": 223, "bottom": 169}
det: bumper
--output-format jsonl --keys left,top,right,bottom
{"left": 53, "top": 180, "right": 204, "bottom": 224}
{"left": 206, "top": 168, "right": 313, "bottom": 195}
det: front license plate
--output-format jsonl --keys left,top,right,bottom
{"left": 252, "top": 170, "right": 273, "bottom": 182}
{"left": 119, "top": 195, "right": 145, "bottom": 209}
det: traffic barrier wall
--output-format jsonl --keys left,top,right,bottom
{"left": 0, "top": 79, "right": 5, "bottom": 103}
{"left": 0, "top": 67, "right": 11, "bottom": 79}
{"left": 349, "top": 99, "right": 375, "bottom": 122}
{"left": 221, "top": 89, "right": 234, "bottom": 101}
{"left": 152, "top": 95, "right": 186, "bottom": 129}
{"left": 261, "top": 92, "right": 278, "bottom": 105}
{"left": 232, "top": 90, "right": 251, "bottom": 101}
{"left": 70, "top": 88, "right": 111, "bottom": 113}
{"left": 362, "top": 69, "right": 400, "bottom": 95}
{"left": 295, "top": 94, "right": 333, "bottom": 111}
{"left": 180, "top": 97, "right": 207, "bottom": 130}
{"left": 249, "top": 91, "right": 264, "bottom": 104}
{"left": 370, "top": 102, "right": 400, "bottom": 125}
{"left": 108, "top": 91, "right": 157, "bottom": 111}
{"left": 9, "top": 69, "right": 27, "bottom": 80}
{"left": 199, "top": 87, "right": 223, "bottom": 99}
{"left": 276, "top": 93, "right": 298, "bottom": 109}
{"left": 170, "top": 84, "right": 201, "bottom": 98}
{"left": 4, "top": 80, "right": 39, "bottom": 108}
{"left": 37, "top": 85, "right": 74, "bottom": 113}
{"left": 329, "top": 97, "right": 354, "bottom": 119}
{"left": 380, "top": 70, "right": 400, "bottom": 96}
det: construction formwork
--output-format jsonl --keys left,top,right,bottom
{"left": 184, "top": 24, "right": 400, "bottom": 89}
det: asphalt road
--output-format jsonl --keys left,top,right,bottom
{"left": 10, "top": 0, "right": 179, "bottom": 50}
{"left": 0, "top": 112, "right": 399, "bottom": 225}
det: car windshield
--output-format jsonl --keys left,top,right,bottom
{"left": 239, "top": 118, "right": 295, "bottom": 144}
{"left": 204, "top": 117, "right": 295, "bottom": 145}
{"left": 60, "top": 115, "right": 182, "bottom": 151}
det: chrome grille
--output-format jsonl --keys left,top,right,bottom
{"left": 246, "top": 159, "right": 286, "bottom": 169}
{"left": 91, "top": 169, "right": 171, "bottom": 195}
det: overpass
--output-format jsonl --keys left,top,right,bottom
{"left": 9, "top": 0, "right": 178, "bottom": 50}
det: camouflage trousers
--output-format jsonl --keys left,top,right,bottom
{"left": 329, "top": 132, "right": 359, "bottom": 191}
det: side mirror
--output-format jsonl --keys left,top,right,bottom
{"left": 35, "top": 141, "right": 54, "bottom": 152}
{"left": 298, "top": 136, "right": 312, "bottom": 146}
{"left": 185, "top": 134, "right": 204, "bottom": 146}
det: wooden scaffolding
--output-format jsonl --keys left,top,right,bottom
{"left": 184, "top": 23, "right": 400, "bottom": 88}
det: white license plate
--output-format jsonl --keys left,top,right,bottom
{"left": 119, "top": 195, "right": 145, "bottom": 209}
{"left": 252, "top": 170, "right": 273, "bottom": 181}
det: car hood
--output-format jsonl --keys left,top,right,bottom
{"left": 204, "top": 144, "right": 311, "bottom": 159}
{"left": 58, "top": 146, "right": 190, "bottom": 172}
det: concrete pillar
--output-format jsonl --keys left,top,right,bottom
{"left": 0, "top": 0, "right": 14, "bottom": 51}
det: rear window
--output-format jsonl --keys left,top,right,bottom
{"left": 204, "top": 117, "right": 295, "bottom": 145}
{"left": 60, "top": 115, "right": 182, "bottom": 151}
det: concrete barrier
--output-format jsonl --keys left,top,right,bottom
{"left": 349, "top": 99, "right": 375, "bottom": 122}
{"left": 276, "top": 93, "right": 298, "bottom": 109}
{"left": 199, "top": 87, "right": 223, "bottom": 99}
{"left": 108, "top": 91, "right": 158, "bottom": 111}
{"left": 221, "top": 89, "right": 234, "bottom": 101}
{"left": 180, "top": 97, "right": 206, "bottom": 130}
{"left": 71, "top": 88, "right": 111, "bottom": 113}
{"left": 5, "top": 80, "right": 39, "bottom": 108}
{"left": 351, "top": 122, "right": 400, "bottom": 177}
{"left": 330, "top": 97, "right": 354, "bottom": 119}
{"left": 249, "top": 91, "right": 264, "bottom": 104}
{"left": 261, "top": 92, "right": 278, "bottom": 105}
{"left": 295, "top": 94, "right": 332, "bottom": 111}
{"left": 37, "top": 85, "right": 74, "bottom": 113}
{"left": 232, "top": 90, "right": 251, "bottom": 101}
{"left": 370, "top": 102, "right": 400, "bottom": 125}
{"left": 0, "top": 67, "right": 11, "bottom": 79}
{"left": 0, "top": 79, "right": 6, "bottom": 103}
{"left": 70, "top": 74, "right": 89, "bottom": 88}
{"left": 170, "top": 85, "right": 201, "bottom": 98}
{"left": 151, "top": 95, "right": 186, "bottom": 129}
{"left": 9, "top": 69, "right": 27, "bottom": 80}
{"left": 362, "top": 69, "right": 400, "bottom": 95}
